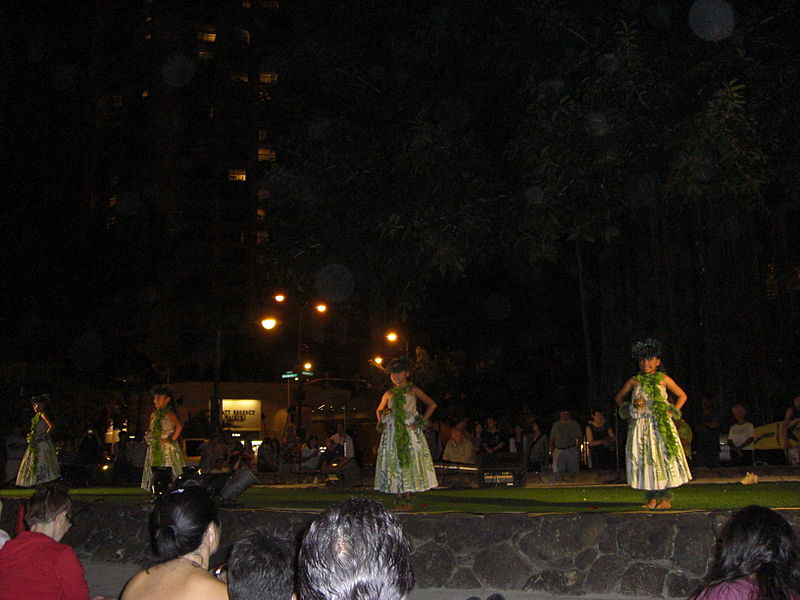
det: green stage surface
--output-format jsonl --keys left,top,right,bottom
{"left": 3, "top": 482, "right": 800, "bottom": 513}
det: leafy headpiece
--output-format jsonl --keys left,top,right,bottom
{"left": 631, "top": 338, "right": 663, "bottom": 361}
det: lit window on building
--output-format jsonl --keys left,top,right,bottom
{"left": 230, "top": 72, "right": 249, "bottom": 82}
{"left": 257, "top": 188, "right": 270, "bottom": 201}
{"left": 256, "top": 207, "right": 267, "bottom": 221}
{"left": 258, "top": 147, "right": 277, "bottom": 162}
{"left": 198, "top": 50, "right": 215, "bottom": 61}
{"left": 228, "top": 169, "right": 247, "bottom": 181}
{"left": 259, "top": 72, "right": 279, "bottom": 84}
{"left": 198, "top": 30, "right": 216, "bottom": 42}
{"left": 258, "top": 129, "right": 268, "bottom": 142}
{"left": 141, "top": 90, "right": 149, "bottom": 98}
{"left": 144, "top": 31, "right": 152, "bottom": 40}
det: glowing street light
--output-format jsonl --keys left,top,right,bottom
{"left": 261, "top": 317, "right": 277, "bottom": 330}
{"left": 385, "top": 331, "right": 409, "bottom": 356}
{"left": 274, "top": 294, "right": 285, "bottom": 302}
{"left": 315, "top": 303, "right": 327, "bottom": 313}
{"left": 373, "top": 356, "right": 383, "bottom": 365}
{"left": 303, "top": 362, "right": 313, "bottom": 371}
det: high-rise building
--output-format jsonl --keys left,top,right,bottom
{"left": 85, "top": 0, "right": 287, "bottom": 380}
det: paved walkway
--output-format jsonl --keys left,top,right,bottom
{"left": 83, "top": 560, "right": 649, "bottom": 600}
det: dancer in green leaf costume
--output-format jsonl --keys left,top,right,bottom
{"left": 614, "top": 339, "right": 691, "bottom": 509}
{"left": 16, "top": 396, "right": 60, "bottom": 487}
{"left": 374, "top": 358, "right": 438, "bottom": 507}
{"left": 141, "top": 385, "right": 185, "bottom": 492}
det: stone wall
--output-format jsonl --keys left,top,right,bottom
{"left": 3, "top": 498, "right": 798, "bottom": 599}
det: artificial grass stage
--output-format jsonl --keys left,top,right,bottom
{"left": 3, "top": 482, "right": 800, "bottom": 513}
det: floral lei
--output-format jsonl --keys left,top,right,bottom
{"left": 635, "top": 371, "right": 682, "bottom": 461}
{"left": 26, "top": 412, "right": 41, "bottom": 467}
{"left": 392, "top": 383, "right": 414, "bottom": 468}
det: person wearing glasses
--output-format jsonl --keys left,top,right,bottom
{"left": 0, "top": 483, "right": 108, "bottom": 599}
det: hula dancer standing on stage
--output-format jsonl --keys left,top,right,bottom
{"left": 16, "top": 396, "right": 60, "bottom": 487}
{"left": 374, "top": 357, "right": 438, "bottom": 509}
{"left": 614, "top": 339, "right": 691, "bottom": 509}
{"left": 141, "top": 385, "right": 185, "bottom": 493}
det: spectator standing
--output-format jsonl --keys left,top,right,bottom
{"left": 728, "top": 404, "right": 755, "bottom": 467}
{"left": 526, "top": 421, "right": 548, "bottom": 473}
{"left": 694, "top": 395, "right": 722, "bottom": 467}
{"left": 199, "top": 435, "right": 228, "bottom": 473}
{"left": 442, "top": 428, "right": 477, "bottom": 464}
{"left": 585, "top": 409, "right": 616, "bottom": 470}
{"left": 297, "top": 497, "right": 414, "bottom": 600}
{"left": 111, "top": 430, "right": 133, "bottom": 485}
{"left": 326, "top": 424, "right": 354, "bottom": 460}
{"left": 549, "top": 410, "right": 582, "bottom": 476}
{"left": 481, "top": 417, "right": 506, "bottom": 455}
{"left": 0, "top": 483, "right": 104, "bottom": 600}
{"left": 128, "top": 434, "right": 148, "bottom": 484}
{"left": 4, "top": 425, "right": 26, "bottom": 485}
{"left": 226, "top": 531, "right": 295, "bottom": 600}
{"left": 690, "top": 505, "right": 800, "bottom": 600}
{"left": 508, "top": 424, "right": 527, "bottom": 455}
{"left": 783, "top": 395, "right": 800, "bottom": 464}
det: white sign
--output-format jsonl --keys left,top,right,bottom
{"left": 221, "top": 399, "right": 262, "bottom": 431}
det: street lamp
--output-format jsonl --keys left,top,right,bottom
{"left": 385, "top": 331, "right": 410, "bottom": 357}
{"left": 261, "top": 317, "right": 277, "bottom": 330}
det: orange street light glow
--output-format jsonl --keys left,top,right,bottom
{"left": 261, "top": 318, "right": 277, "bottom": 330}
{"left": 315, "top": 304, "right": 327, "bottom": 313}
{"left": 386, "top": 332, "right": 398, "bottom": 342}
{"left": 274, "top": 294, "right": 285, "bottom": 302}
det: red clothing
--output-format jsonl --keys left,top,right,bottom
{"left": 0, "top": 531, "right": 90, "bottom": 600}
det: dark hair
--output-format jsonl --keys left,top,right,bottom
{"left": 151, "top": 384, "right": 174, "bottom": 398}
{"left": 297, "top": 497, "right": 414, "bottom": 600}
{"left": 631, "top": 338, "right": 663, "bottom": 361}
{"left": 150, "top": 484, "right": 219, "bottom": 560}
{"left": 25, "top": 482, "right": 71, "bottom": 527}
{"left": 31, "top": 394, "right": 49, "bottom": 412}
{"left": 590, "top": 408, "right": 605, "bottom": 416}
{"left": 228, "top": 531, "right": 295, "bottom": 600}
{"left": 691, "top": 505, "right": 800, "bottom": 600}
{"left": 386, "top": 357, "right": 411, "bottom": 374}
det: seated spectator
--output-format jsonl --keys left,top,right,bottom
{"left": 690, "top": 505, "right": 800, "bottom": 600}
{"left": 227, "top": 530, "right": 295, "bottom": 600}
{"left": 199, "top": 435, "right": 228, "bottom": 473}
{"left": 0, "top": 483, "right": 106, "bottom": 600}
{"left": 301, "top": 437, "right": 322, "bottom": 471}
{"left": 325, "top": 425, "right": 354, "bottom": 460}
{"left": 728, "top": 404, "right": 755, "bottom": 467}
{"left": 280, "top": 426, "right": 301, "bottom": 469}
{"left": 297, "top": 497, "right": 414, "bottom": 600}
{"left": 0, "top": 499, "right": 9, "bottom": 550}
{"left": 585, "top": 408, "right": 616, "bottom": 470}
{"left": 470, "top": 421, "right": 485, "bottom": 460}
{"left": 442, "top": 429, "right": 477, "bottom": 464}
{"left": 121, "top": 484, "right": 227, "bottom": 600}
{"left": 526, "top": 421, "right": 548, "bottom": 473}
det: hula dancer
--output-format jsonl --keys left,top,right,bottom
{"left": 141, "top": 385, "right": 185, "bottom": 493}
{"left": 16, "top": 395, "right": 60, "bottom": 487}
{"left": 374, "top": 357, "right": 438, "bottom": 509}
{"left": 614, "top": 339, "right": 691, "bottom": 509}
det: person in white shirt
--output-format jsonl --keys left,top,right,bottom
{"left": 727, "top": 403, "right": 754, "bottom": 467}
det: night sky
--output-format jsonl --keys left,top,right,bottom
{"left": 2, "top": 0, "right": 799, "bottom": 432}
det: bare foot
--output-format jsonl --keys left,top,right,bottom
{"left": 641, "top": 499, "right": 657, "bottom": 509}
{"left": 656, "top": 499, "right": 672, "bottom": 510}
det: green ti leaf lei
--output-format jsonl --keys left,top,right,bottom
{"left": 392, "top": 383, "right": 414, "bottom": 469}
{"left": 26, "top": 412, "right": 41, "bottom": 469}
{"left": 150, "top": 407, "right": 170, "bottom": 466}
{"left": 635, "top": 371, "right": 682, "bottom": 461}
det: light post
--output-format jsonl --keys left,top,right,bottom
{"left": 385, "top": 331, "right": 410, "bottom": 357}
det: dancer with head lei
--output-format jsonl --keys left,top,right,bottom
{"left": 16, "top": 395, "right": 60, "bottom": 487}
{"left": 374, "top": 357, "right": 438, "bottom": 509}
{"left": 614, "top": 339, "right": 691, "bottom": 509}
{"left": 141, "top": 385, "right": 185, "bottom": 493}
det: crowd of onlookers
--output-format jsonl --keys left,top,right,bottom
{"left": 3, "top": 483, "right": 800, "bottom": 600}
